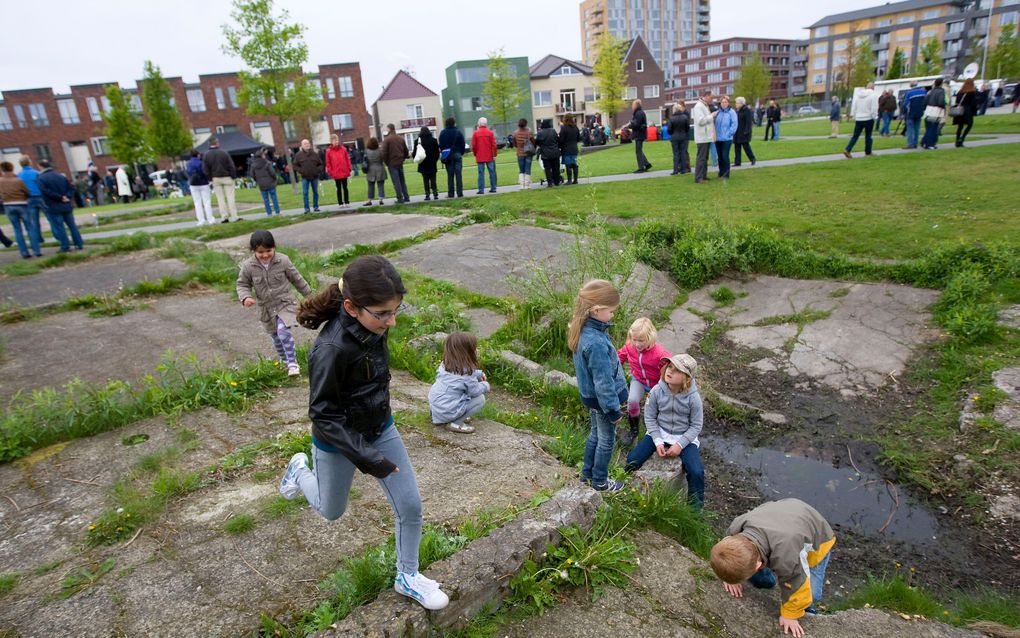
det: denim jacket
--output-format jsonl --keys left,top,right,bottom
{"left": 573, "top": 317, "right": 628, "bottom": 422}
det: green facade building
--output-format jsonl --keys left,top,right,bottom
{"left": 441, "top": 57, "right": 533, "bottom": 141}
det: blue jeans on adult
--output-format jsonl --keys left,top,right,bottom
{"left": 476, "top": 161, "right": 496, "bottom": 193}
{"left": 46, "top": 210, "right": 84, "bottom": 251}
{"left": 922, "top": 118, "right": 941, "bottom": 148}
{"left": 301, "top": 177, "right": 319, "bottom": 211}
{"left": 581, "top": 409, "right": 617, "bottom": 488}
{"left": 748, "top": 550, "right": 831, "bottom": 612}
{"left": 296, "top": 423, "right": 423, "bottom": 574}
{"left": 715, "top": 140, "right": 733, "bottom": 178}
{"left": 4, "top": 204, "right": 42, "bottom": 257}
{"left": 625, "top": 435, "right": 705, "bottom": 509}
{"left": 880, "top": 111, "right": 892, "bottom": 135}
{"left": 516, "top": 155, "right": 533, "bottom": 176}
{"left": 845, "top": 119, "right": 875, "bottom": 154}
{"left": 26, "top": 196, "right": 46, "bottom": 246}
{"left": 709, "top": 142, "right": 718, "bottom": 166}
{"left": 905, "top": 117, "right": 922, "bottom": 148}
{"left": 773, "top": 121, "right": 781, "bottom": 140}
{"left": 260, "top": 187, "right": 280, "bottom": 215}
{"left": 445, "top": 156, "right": 463, "bottom": 197}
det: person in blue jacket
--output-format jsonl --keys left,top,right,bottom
{"left": 36, "top": 160, "right": 83, "bottom": 252}
{"left": 900, "top": 82, "right": 927, "bottom": 150}
{"left": 437, "top": 117, "right": 465, "bottom": 199}
{"left": 713, "top": 96, "right": 738, "bottom": 179}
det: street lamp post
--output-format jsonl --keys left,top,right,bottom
{"left": 979, "top": 0, "right": 995, "bottom": 79}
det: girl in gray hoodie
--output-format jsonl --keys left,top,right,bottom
{"left": 427, "top": 332, "right": 490, "bottom": 434}
{"left": 625, "top": 353, "right": 705, "bottom": 509}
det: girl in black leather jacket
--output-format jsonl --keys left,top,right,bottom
{"left": 277, "top": 255, "right": 450, "bottom": 610}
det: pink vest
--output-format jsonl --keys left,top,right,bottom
{"left": 617, "top": 342, "right": 672, "bottom": 387}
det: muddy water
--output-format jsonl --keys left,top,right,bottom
{"left": 703, "top": 433, "right": 941, "bottom": 545}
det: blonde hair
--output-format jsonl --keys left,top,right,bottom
{"left": 567, "top": 280, "right": 620, "bottom": 352}
{"left": 330, "top": 133, "right": 340, "bottom": 142}
{"left": 662, "top": 361, "right": 692, "bottom": 393}
{"left": 710, "top": 535, "right": 761, "bottom": 584}
{"left": 628, "top": 317, "right": 657, "bottom": 345}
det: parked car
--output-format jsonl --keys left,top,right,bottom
{"left": 148, "top": 170, "right": 171, "bottom": 187}
{"left": 797, "top": 105, "right": 821, "bottom": 115}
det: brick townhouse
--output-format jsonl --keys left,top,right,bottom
{"left": 0, "top": 62, "right": 371, "bottom": 178}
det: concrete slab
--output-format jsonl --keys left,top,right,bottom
{"left": 0, "top": 372, "right": 567, "bottom": 638}
{"left": 0, "top": 290, "right": 315, "bottom": 402}
{"left": 657, "top": 306, "right": 707, "bottom": 355}
{"left": 462, "top": 307, "right": 507, "bottom": 340}
{"left": 206, "top": 212, "right": 449, "bottom": 257}
{"left": 0, "top": 252, "right": 188, "bottom": 309}
{"left": 392, "top": 223, "right": 678, "bottom": 318}
{"left": 699, "top": 275, "right": 939, "bottom": 391}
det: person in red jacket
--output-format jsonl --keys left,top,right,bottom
{"left": 470, "top": 117, "right": 498, "bottom": 195}
{"left": 325, "top": 134, "right": 352, "bottom": 209}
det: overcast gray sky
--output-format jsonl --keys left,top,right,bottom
{"left": 4, "top": 0, "right": 868, "bottom": 103}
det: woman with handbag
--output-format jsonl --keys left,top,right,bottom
{"left": 559, "top": 115, "right": 581, "bottom": 184}
{"left": 952, "top": 79, "right": 977, "bottom": 147}
{"left": 513, "top": 118, "right": 536, "bottom": 189}
{"left": 921, "top": 78, "right": 946, "bottom": 150}
{"left": 362, "top": 137, "right": 387, "bottom": 207}
{"left": 412, "top": 127, "right": 441, "bottom": 200}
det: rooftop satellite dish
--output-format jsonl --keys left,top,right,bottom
{"left": 963, "top": 63, "right": 979, "bottom": 79}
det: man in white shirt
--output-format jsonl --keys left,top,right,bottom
{"left": 843, "top": 82, "right": 879, "bottom": 158}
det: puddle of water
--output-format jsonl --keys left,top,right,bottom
{"left": 703, "top": 434, "right": 941, "bottom": 545}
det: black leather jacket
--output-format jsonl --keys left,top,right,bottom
{"left": 308, "top": 310, "right": 396, "bottom": 478}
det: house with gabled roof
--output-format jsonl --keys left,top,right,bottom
{"left": 528, "top": 54, "right": 598, "bottom": 128}
{"left": 371, "top": 69, "right": 442, "bottom": 149}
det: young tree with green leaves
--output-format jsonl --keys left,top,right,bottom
{"left": 593, "top": 33, "right": 628, "bottom": 130}
{"left": 915, "top": 38, "right": 943, "bottom": 76}
{"left": 733, "top": 51, "right": 773, "bottom": 107}
{"left": 886, "top": 47, "right": 906, "bottom": 79}
{"left": 850, "top": 38, "right": 875, "bottom": 88}
{"left": 141, "top": 61, "right": 192, "bottom": 170}
{"left": 481, "top": 48, "right": 527, "bottom": 138}
{"left": 988, "top": 23, "right": 1020, "bottom": 80}
{"left": 221, "top": 0, "right": 324, "bottom": 193}
{"left": 102, "top": 84, "right": 148, "bottom": 175}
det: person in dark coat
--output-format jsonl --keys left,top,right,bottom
{"left": 667, "top": 103, "right": 690, "bottom": 174}
{"left": 249, "top": 148, "right": 281, "bottom": 215}
{"left": 412, "top": 126, "right": 441, "bottom": 200}
{"left": 627, "top": 99, "right": 651, "bottom": 172}
{"left": 976, "top": 83, "right": 990, "bottom": 116}
{"left": 922, "top": 78, "right": 946, "bottom": 150}
{"left": 293, "top": 138, "right": 323, "bottom": 212}
{"left": 764, "top": 99, "right": 781, "bottom": 141}
{"left": 953, "top": 78, "right": 978, "bottom": 147}
{"left": 536, "top": 120, "right": 562, "bottom": 187}
{"left": 36, "top": 160, "right": 84, "bottom": 251}
{"left": 733, "top": 97, "right": 756, "bottom": 167}
{"left": 559, "top": 115, "right": 581, "bottom": 185}
{"left": 438, "top": 117, "right": 465, "bottom": 198}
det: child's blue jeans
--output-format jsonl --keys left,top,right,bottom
{"left": 749, "top": 550, "right": 831, "bottom": 611}
{"left": 581, "top": 409, "right": 616, "bottom": 488}
{"left": 625, "top": 435, "right": 704, "bottom": 509}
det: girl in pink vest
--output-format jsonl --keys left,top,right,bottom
{"left": 617, "top": 317, "right": 671, "bottom": 447}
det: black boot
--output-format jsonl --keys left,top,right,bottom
{"left": 619, "top": 415, "right": 640, "bottom": 447}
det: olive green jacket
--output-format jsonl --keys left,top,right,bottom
{"left": 236, "top": 253, "right": 313, "bottom": 334}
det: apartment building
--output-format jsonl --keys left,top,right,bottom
{"left": 371, "top": 70, "right": 442, "bottom": 149}
{"left": 0, "top": 62, "right": 371, "bottom": 177}
{"left": 804, "top": 0, "right": 1020, "bottom": 97}
{"left": 669, "top": 37, "right": 796, "bottom": 102}
{"left": 441, "top": 57, "right": 533, "bottom": 139}
{"left": 580, "top": 0, "right": 711, "bottom": 89}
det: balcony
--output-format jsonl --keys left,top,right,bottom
{"left": 792, "top": 68, "right": 806, "bottom": 78}
{"left": 944, "top": 30, "right": 964, "bottom": 40}
{"left": 399, "top": 116, "right": 437, "bottom": 129}
{"left": 555, "top": 101, "right": 586, "bottom": 114}
{"left": 698, "top": 14, "right": 710, "bottom": 24}
{"left": 793, "top": 54, "right": 807, "bottom": 63}
{"left": 967, "top": 27, "right": 986, "bottom": 38}
{"left": 871, "top": 39, "right": 889, "bottom": 51}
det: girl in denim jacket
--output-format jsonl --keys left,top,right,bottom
{"left": 568, "top": 280, "right": 628, "bottom": 492}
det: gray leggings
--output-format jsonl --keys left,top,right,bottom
{"left": 627, "top": 377, "right": 652, "bottom": 417}
{"left": 296, "top": 424, "right": 422, "bottom": 573}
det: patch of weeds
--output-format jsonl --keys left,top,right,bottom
{"left": 0, "top": 572, "right": 18, "bottom": 596}
{"left": 224, "top": 514, "right": 257, "bottom": 535}
{"left": 688, "top": 566, "right": 717, "bottom": 582}
{"left": 839, "top": 573, "right": 945, "bottom": 618}
{"left": 508, "top": 511, "right": 637, "bottom": 613}
{"left": 107, "top": 232, "right": 157, "bottom": 253}
{"left": 59, "top": 558, "right": 116, "bottom": 599}
{"left": 971, "top": 388, "right": 1008, "bottom": 415}
{"left": 695, "top": 319, "right": 729, "bottom": 356}
{"left": 121, "top": 433, "right": 150, "bottom": 446}
{"left": 134, "top": 447, "right": 181, "bottom": 474}
{"left": 829, "top": 287, "right": 851, "bottom": 298}
{"left": 65, "top": 294, "right": 102, "bottom": 310}
{"left": 32, "top": 559, "right": 64, "bottom": 576}
{"left": 604, "top": 480, "right": 717, "bottom": 558}
{"left": 86, "top": 295, "right": 135, "bottom": 318}
{"left": 175, "top": 427, "right": 200, "bottom": 449}
{"left": 0, "top": 352, "right": 289, "bottom": 464}
{"left": 252, "top": 469, "right": 276, "bottom": 483}
{"left": 753, "top": 308, "right": 831, "bottom": 328}
{"left": 262, "top": 495, "right": 306, "bottom": 519}
{"left": 159, "top": 239, "right": 197, "bottom": 259}
{"left": 953, "top": 588, "right": 1020, "bottom": 628}
{"left": 710, "top": 286, "right": 736, "bottom": 307}
{"left": 150, "top": 467, "right": 202, "bottom": 501}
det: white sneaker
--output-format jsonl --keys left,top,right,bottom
{"left": 287, "top": 364, "right": 300, "bottom": 377}
{"left": 279, "top": 452, "right": 308, "bottom": 500}
{"left": 394, "top": 571, "right": 449, "bottom": 610}
{"left": 446, "top": 421, "right": 475, "bottom": 433}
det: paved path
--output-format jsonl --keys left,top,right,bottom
{"left": 5, "top": 133, "right": 1009, "bottom": 243}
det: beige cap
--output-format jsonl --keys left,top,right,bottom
{"left": 660, "top": 353, "right": 698, "bottom": 378}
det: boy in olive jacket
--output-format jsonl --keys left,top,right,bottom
{"left": 710, "top": 499, "right": 836, "bottom": 638}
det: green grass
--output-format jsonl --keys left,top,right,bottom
{"left": 224, "top": 514, "right": 257, "bottom": 535}
{"left": 0, "top": 572, "right": 18, "bottom": 596}
{"left": 780, "top": 112, "right": 1020, "bottom": 137}
{"left": 454, "top": 144, "right": 1020, "bottom": 260}
{"left": 58, "top": 558, "right": 116, "bottom": 599}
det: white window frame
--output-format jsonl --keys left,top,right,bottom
{"left": 90, "top": 136, "right": 110, "bottom": 155}
{"left": 636, "top": 59, "right": 645, "bottom": 72}
{"left": 406, "top": 104, "right": 425, "bottom": 119}
{"left": 214, "top": 87, "right": 226, "bottom": 110}
{"left": 324, "top": 78, "right": 336, "bottom": 99}
{"left": 186, "top": 89, "right": 206, "bottom": 112}
{"left": 58, "top": 99, "right": 80, "bottom": 125}
{"left": 625, "top": 86, "right": 638, "bottom": 100}
{"left": 28, "top": 103, "right": 48, "bottom": 127}
{"left": 338, "top": 76, "right": 354, "bottom": 98}
{"left": 0, "top": 107, "right": 12, "bottom": 131}
{"left": 228, "top": 86, "right": 239, "bottom": 108}
{"left": 533, "top": 90, "right": 552, "bottom": 107}
{"left": 86, "top": 97, "right": 102, "bottom": 121}
{"left": 331, "top": 113, "right": 353, "bottom": 130}
{"left": 643, "top": 84, "right": 660, "bottom": 98}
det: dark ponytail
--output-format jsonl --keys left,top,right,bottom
{"left": 297, "top": 255, "right": 407, "bottom": 330}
